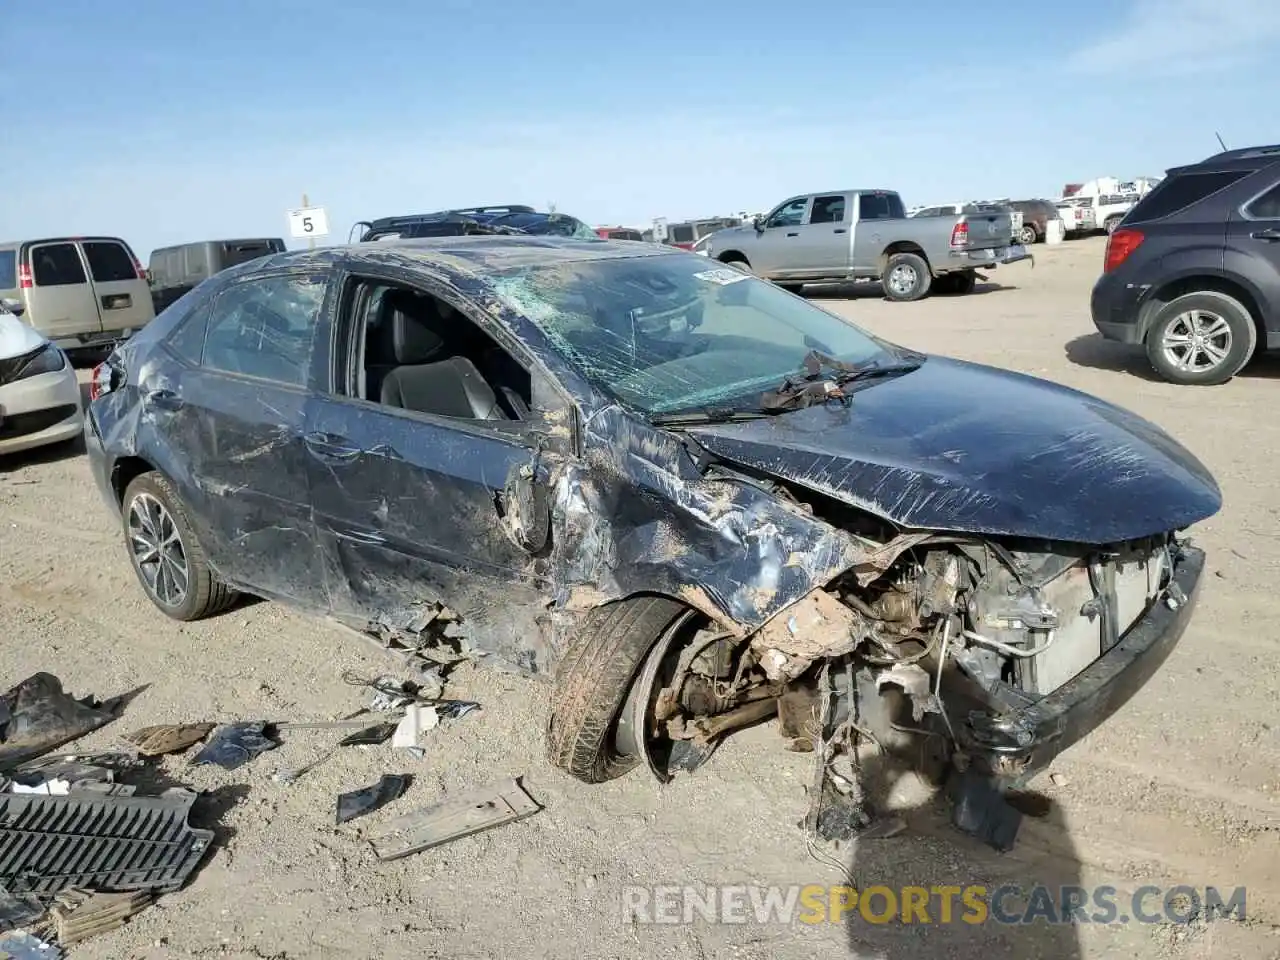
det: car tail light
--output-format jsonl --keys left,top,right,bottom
{"left": 1103, "top": 228, "right": 1144, "bottom": 273}
{"left": 949, "top": 222, "right": 968, "bottom": 248}
{"left": 18, "top": 264, "right": 32, "bottom": 289}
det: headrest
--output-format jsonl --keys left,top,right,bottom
{"left": 380, "top": 289, "right": 445, "bottom": 364}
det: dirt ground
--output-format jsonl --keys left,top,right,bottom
{"left": 2, "top": 236, "right": 1278, "bottom": 959}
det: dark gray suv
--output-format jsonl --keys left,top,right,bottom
{"left": 1091, "top": 144, "right": 1280, "bottom": 385}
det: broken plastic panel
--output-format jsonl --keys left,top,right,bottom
{"left": 191, "top": 722, "right": 278, "bottom": 770}
{"left": 335, "top": 774, "right": 408, "bottom": 825}
{"left": 369, "top": 777, "right": 540, "bottom": 860}
{"left": 0, "top": 788, "right": 213, "bottom": 900}
{"left": 0, "top": 673, "right": 125, "bottom": 772}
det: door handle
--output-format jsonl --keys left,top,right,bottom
{"left": 1250, "top": 228, "right": 1280, "bottom": 241}
{"left": 145, "top": 389, "right": 183, "bottom": 411}
{"left": 785, "top": 232, "right": 799, "bottom": 237}
{"left": 832, "top": 228, "right": 847, "bottom": 234}
{"left": 304, "top": 431, "right": 362, "bottom": 461}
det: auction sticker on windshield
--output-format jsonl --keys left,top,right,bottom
{"left": 693, "top": 268, "right": 749, "bottom": 285}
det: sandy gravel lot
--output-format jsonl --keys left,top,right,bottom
{"left": 2, "top": 236, "right": 1277, "bottom": 959}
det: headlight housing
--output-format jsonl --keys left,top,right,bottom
{"left": 0, "top": 343, "right": 67, "bottom": 386}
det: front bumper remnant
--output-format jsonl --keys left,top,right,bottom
{"left": 950, "top": 543, "right": 1205, "bottom": 848}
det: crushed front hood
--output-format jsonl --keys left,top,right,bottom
{"left": 686, "top": 357, "right": 1222, "bottom": 544}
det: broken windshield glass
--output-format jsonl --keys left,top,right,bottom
{"left": 490, "top": 254, "right": 891, "bottom": 415}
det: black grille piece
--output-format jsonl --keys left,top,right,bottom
{"left": 0, "top": 787, "right": 213, "bottom": 900}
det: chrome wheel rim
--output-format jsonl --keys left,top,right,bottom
{"left": 128, "top": 493, "right": 189, "bottom": 606}
{"left": 887, "top": 264, "right": 917, "bottom": 295}
{"left": 1161, "top": 310, "right": 1232, "bottom": 373}
{"left": 1019, "top": 226, "right": 1035, "bottom": 244}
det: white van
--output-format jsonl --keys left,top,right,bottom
{"left": 0, "top": 236, "right": 156, "bottom": 356}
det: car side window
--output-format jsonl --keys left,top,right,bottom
{"left": 1246, "top": 182, "right": 1280, "bottom": 219}
{"left": 808, "top": 195, "right": 846, "bottom": 225}
{"left": 167, "top": 300, "right": 213, "bottom": 365}
{"left": 766, "top": 198, "right": 808, "bottom": 228}
{"left": 30, "top": 243, "right": 87, "bottom": 286}
{"left": 201, "top": 274, "right": 325, "bottom": 387}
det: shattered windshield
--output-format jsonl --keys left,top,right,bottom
{"left": 491, "top": 254, "right": 893, "bottom": 415}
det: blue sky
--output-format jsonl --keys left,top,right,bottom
{"left": 5, "top": 0, "right": 1278, "bottom": 258}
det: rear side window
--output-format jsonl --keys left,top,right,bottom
{"left": 809, "top": 195, "right": 846, "bottom": 224}
{"left": 0, "top": 251, "right": 15, "bottom": 290}
{"left": 669, "top": 225, "right": 695, "bottom": 243}
{"left": 1126, "top": 170, "right": 1252, "bottom": 222}
{"left": 858, "top": 193, "right": 905, "bottom": 220}
{"left": 167, "top": 301, "right": 211, "bottom": 366}
{"left": 83, "top": 240, "right": 137, "bottom": 282}
{"left": 1245, "top": 182, "right": 1280, "bottom": 219}
{"left": 30, "top": 243, "right": 87, "bottom": 286}
{"left": 218, "top": 241, "right": 280, "bottom": 270}
{"left": 201, "top": 274, "right": 326, "bottom": 386}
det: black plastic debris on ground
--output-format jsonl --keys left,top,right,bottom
{"left": 435, "top": 700, "right": 481, "bottom": 721}
{"left": 191, "top": 722, "right": 278, "bottom": 771}
{"left": 0, "top": 786, "right": 213, "bottom": 901}
{"left": 0, "top": 674, "right": 131, "bottom": 772}
{"left": 338, "top": 723, "right": 399, "bottom": 747}
{"left": 335, "top": 774, "right": 408, "bottom": 825}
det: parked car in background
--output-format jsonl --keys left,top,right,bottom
{"left": 911, "top": 201, "right": 1025, "bottom": 246}
{"left": 595, "top": 226, "right": 644, "bottom": 241}
{"left": 0, "top": 236, "right": 154, "bottom": 359}
{"left": 1092, "top": 144, "right": 1280, "bottom": 385}
{"left": 1056, "top": 196, "right": 1098, "bottom": 236}
{"left": 0, "top": 296, "right": 82, "bottom": 455}
{"left": 660, "top": 217, "right": 743, "bottom": 250}
{"left": 352, "top": 206, "right": 597, "bottom": 242}
{"left": 1058, "top": 178, "right": 1162, "bottom": 237}
{"left": 83, "top": 235, "right": 1219, "bottom": 851}
{"left": 703, "top": 189, "right": 1030, "bottom": 300}
{"left": 148, "top": 239, "right": 286, "bottom": 314}
{"left": 1007, "top": 199, "right": 1064, "bottom": 244}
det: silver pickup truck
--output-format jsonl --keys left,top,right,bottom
{"left": 702, "top": 189, "right": 1031, "bottom": 301}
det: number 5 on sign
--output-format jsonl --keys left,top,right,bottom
{"left": 288, "top": 206, "right": 329, "bottom": 239}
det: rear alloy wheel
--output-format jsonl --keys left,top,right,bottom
{"left": 1144, "top": 292, "right": 1256, "bottom": 385}
{"left": 882, "top": 252, "right": 932, "bottom": 302}
{"left": 721, "top": 257, "right": 752, "bottom": 275}
{"left": 1018, "top": 224, "right": 1037, "bottom": 245}
{"left": 123, "top": 471, "right": 238, "bottom": 620}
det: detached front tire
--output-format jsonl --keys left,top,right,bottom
{"left": 547, "top": 595, "right": 685, "bottom": 783}
{"left": 882, "top": 252, "right": 932, "bottom": 301}
{"left": 1144, "top": 291, "right": 1257, "bottom": 386}
{"left": 122, "top": 471, "right": 238, "bottom": 620}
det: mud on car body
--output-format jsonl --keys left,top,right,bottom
{"left": 83, "top": 237, "right": 1221, "bottom": 848}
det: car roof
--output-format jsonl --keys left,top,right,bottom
{"left": 237, "top": 235, "right": 675, "bottom": 282}
{"left": 1172, "top": 144, "right": 1280, "bottom": 175}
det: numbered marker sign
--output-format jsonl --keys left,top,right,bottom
{"left": 288, "top": 206, "right": 330, "bottom": 239}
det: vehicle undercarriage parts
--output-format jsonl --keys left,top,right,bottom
{"left": 0, "top": 674, "right": 129, "bottom": 772}
{"left": 336, "top": 774, "right": 409, "bottom": 825}
{"left": 190, "top": 721, "right": 278, "bottom": 771}
{"left": 0, "top": 787, "right": 213, "bottom": 900}
{"left": 947, "top": 768, "right": 1024, "bottom": 852}
{"left": 368, "top": 777, "right": 540, "bottom": 861}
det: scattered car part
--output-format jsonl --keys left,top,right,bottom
{"left": 368, "top": 778, "right": 540, "bottom": 861}
{"left": 434, "top": 701, "right": 481, "bottom": 721}
{"left": 335, "top": 774, "right": 409, "bottom": 825}
{"left": 337, "top": 722, "right": 400, "bottom": 747}
{"left": 47, "top": 888, "right": 152, "bottom": 945}
{"left": 0, "top": 787, "right": 213, "bottom": 900}
{"left": 0, "top": 930, "right": 61, "bottom": 959}
{"left": 391, "top": 705, "right": 438, "bottom": 757}
{"left": 190, "top": 722, "right": 277, "bottom": 770}
{"left": 124, "top": 722, "right": 214, "bottom": 757}
{"left": 0, "top": 887, "right": 43, "bottom": 933}
{"left": 0, "top": 674, "right": 125, "bottom": 772}
{"left": 272, "top": 747, "right": 339, "bottom": 785}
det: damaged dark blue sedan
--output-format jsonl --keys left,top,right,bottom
{"left": 84, "top": 237, "right": 1221, "bottom": 848}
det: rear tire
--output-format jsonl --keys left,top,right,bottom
{"left": 1017, "top": 224, "right": 1038, "bottom": 245}
{"left": 720, "top": 257, "right": 752, "bottom": 275}
{"left": 1143, "top": 291, "right": 1256, "bottom": 386}
{"left": 122, "top": 471, "right": 238, "bottom": 621}
{"left": 882, "top": 252, "right": 932, "bottom": 302}
{"left": 547, "top": 595, "right": 687, "bottom": 783}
